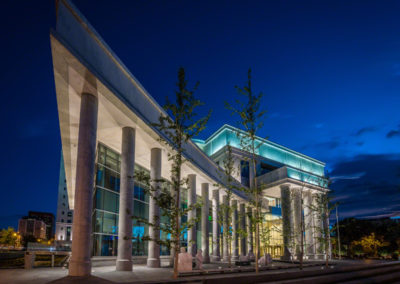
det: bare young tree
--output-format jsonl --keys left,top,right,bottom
{"left": 134, "top": 67, "right": 211, "bottom": 278}
{"left": 226, "top": 69, "right": 267, "bottom": 273}
{"left": 214, "top": 144, "right": 239, "bottom": 267}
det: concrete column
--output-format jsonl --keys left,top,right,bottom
{"left": 231, "top": 200, "right": 239, "bottom": 261}
{"left": 169, "top": 185, "right": 180, "bottom": 263}
{"left": 239, "top": 202, "right": 247, "bottom": 256}
{"left": 116, "top": 127, "right": 135, "bottom": 271}
{"left": 201, "top": 183, "right": 210, "bottom": 263}
{"left": 312, "top": 193, "right": 323, "bottom": 258}
{"left": 303, "top": 190, "right": 315, "bottom": 257}
{"left": 246, "top": 206, "right": 254, "bottom": 257}
{"left": 147, "top": 148, "right": 162, "bottom": 268}
{"left": 249, "top": 161, "right": 255, "bottom": 189}
{"left": 280, "top": 185, "right": 293, "bottom": 260}
{"left": 253, "top": 208, "right": 260, "bottom": 259}
{"left": 187, "top": 174, "right": 197, "bottom": 257}
{"left": 69, "top": 92, "right": 98, "bottom": 276}
{"left": 292, "top": 188, "right": 302, "bottom": 259}
{"left": 211, "top": 190, "right": 220, "bottom": 261}
{"left": 222, "top": 194, "right": 230, "bottom": 262}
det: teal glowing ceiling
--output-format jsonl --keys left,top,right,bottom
{"left": 195, "top": 125, "right": 326, "bottom": 180}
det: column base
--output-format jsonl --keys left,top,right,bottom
{"left": 232, "top": 255, "right": 239, "bottom": 261}
{"left": 211, "top": 255, "right": 220, "bottom": 262}
{"left": 222, "top": 256, "right": 230, "bottom": 262}
{"left": 116, "top": 259, "right": 133, "bottom": 271}
{"left": 69, "top": 260, "right": 91, "bottom": 276}
{"left": 203, "top": 255, "right": 210, "bottom": 264}
{"left": 147, "top": 258, "right": 160, "bottom": 268}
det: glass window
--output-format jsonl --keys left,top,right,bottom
{"left": 133, "top": 200, "right": 148, "bottom": 220}
{"left": 103, "top": 212, "right": 118, "bottom": 234}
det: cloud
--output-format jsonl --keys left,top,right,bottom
{"left": 354, "top": 126, "right": 377, "bottom": 137}
{"left": 329, "top": 154, "right": 400, "bottom": 220}
{"left": 386, "top": 125, "right": 400, "bottom": 138}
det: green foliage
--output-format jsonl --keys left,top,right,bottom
{"left": 214, "top": 144, "right": 237, "bottom": 266}
{"left": 225, "top": 68, "right": 267, "bottom": 272}
{"left": 333, "top": 217, "right": 400, "bottom": 258}
{"left": 134, "top": 67, "right": 210, "bottom": 278}
{"left": 0, "top": 227, "right": 18, "bottom": 246}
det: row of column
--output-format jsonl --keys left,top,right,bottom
{"left": 69, "top": 92, "right": 258, "bottom": 276}
{"left": 280, "top": 185, "right": 327, "bottom": 261}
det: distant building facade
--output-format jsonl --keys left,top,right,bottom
{"left": 28, "top": 211, "right": 54, "bottom": 240}
{"left": 55, "top": 154, "right": 73, "bottom": 244}
{"left": 18, "top": 218, "right": 46, "bottom": 239}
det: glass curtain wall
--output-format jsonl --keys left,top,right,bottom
{"left": 92, "top": 143, "right": 149, "bottom": 256}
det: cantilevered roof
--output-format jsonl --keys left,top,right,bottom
{"left": 51, "top": 0, "right": 246, "bottom": 208}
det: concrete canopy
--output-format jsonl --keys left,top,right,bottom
{"left": 51, "top": 0, "right": 246, "bottom": 209}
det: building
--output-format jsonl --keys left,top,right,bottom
{"left": 55, "top": 154, "right": 73, "bottom": 246}
{"left": 18, "top": 218, "right": 46, "bottom": 240}
{"left": 51, "top": 0, "right": 329, "bottom": 276}
{"left": 28, "top": 211, "right": 55, "bottom": 240}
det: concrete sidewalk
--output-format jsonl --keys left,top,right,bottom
{"left": 0, "top": 259, "right": 387, "bottom": 284}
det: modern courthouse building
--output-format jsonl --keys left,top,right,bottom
{"left": 52, "top": 0, "right": 329, "bottom": 276}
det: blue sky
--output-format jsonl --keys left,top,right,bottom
{"left": 0, "top": 0, "right": 399, "bottom": 228}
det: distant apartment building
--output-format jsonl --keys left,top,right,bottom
{"left": 18, "top": 218, "right": 46, "bottom": 239}
{"left": 28, "top": 211, "right": 55, "bottom": 240}
{"left": 55, "top": 154, "right": 73, "bottom": 243}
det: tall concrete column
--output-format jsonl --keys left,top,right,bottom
{"left": 187, "top": 174, "right": 197, "bottom": 257}
{"left": 312, "top": 193, "right": 323, "bottom": 258}
{"left": 292, "top": 188, "right": 302, "bottom": 259}
{"left": 169, "top": 185, "right": 180, "bottom": 263}
{"left": 222, "top": 194, "right": 230, "bottom": 262}
{"left": 69, "top": 92, "right": 98, "bottom": 276}
{"left": 239, "top": 202, "right": 247, "bottom": 256}
{"left": 303, "top": 190, "right": 315, "bottom": 257}
{"left": 201, "top": 183, "right": 210, "bottom": 263}
{"left": 147, "top": 148, "right": 162, "bottom": 268}
{"left": 280, "top": 185, "right": 293, "bottom": 260}
{"left": 231, "top": 200, "right": 239, "bottom": 261}
{"left": 211, "top": 190, "right": 220, "bottom": 261}
{"left": 249, "top": 161, "right": 255, "bottom": 189}
{"left": 116, "top": 127, "right": 135, "bottom": 271}
{"left": 246, "top": 206, "right": 254, "bottom": 257}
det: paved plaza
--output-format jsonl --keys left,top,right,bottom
{"left": 0, "top": 260, "right": 329, "bottom": 284}
{"left": 1, "top": 259, "right": 394, "bottom": 284}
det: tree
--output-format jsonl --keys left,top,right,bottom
{"left": 135, "top": 67, "right": 211, "bottom": 279}
{"left": 226, "top": 69, "right": 267, "bottom": 273}
{"left": 0, "top": 227, "right": 19, "bottom": 247}
{"left": 214, "top": 144, "right": 237, "bottom": 267}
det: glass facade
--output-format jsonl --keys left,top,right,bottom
{"left": 92, "top": 143, "right": 149, "bottom": 256}
{"left": 92, "top": 143, "right": 213, "bottom": 257}
{"left": 194, "top": 125, "right": 327, "bottom": 187}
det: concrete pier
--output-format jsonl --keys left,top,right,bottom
{"left": 222, "top": 194, "right": 230, "bottom": 262}
{"left": 69, "top": 92, "right": 98, "bottom": 276}
{"left": 239, "top": 203, "right": 247, "bottom": 256}
{"left": 280, "top": 185, "right": 293, "bottom": 261}
{"left": 188, "top": 174, "right": 197, "bottom": 257}
{"left": 147, "top": 148, "right": 162, "bottom": 268}
{"left": 116, "top": 127, "right": 135, "bottom": 271}
{"left": 211, "top": 190, "right": 220, "bottom": 261}
{"left": 201, "top": 183, "right": 210, "bottom": 263}
{"left": 231, "top": 200, "right": 239, "bottom": 261}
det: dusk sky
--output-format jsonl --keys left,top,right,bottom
{"left": 1, "top": 0, "right": 399, "bottom": 229}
